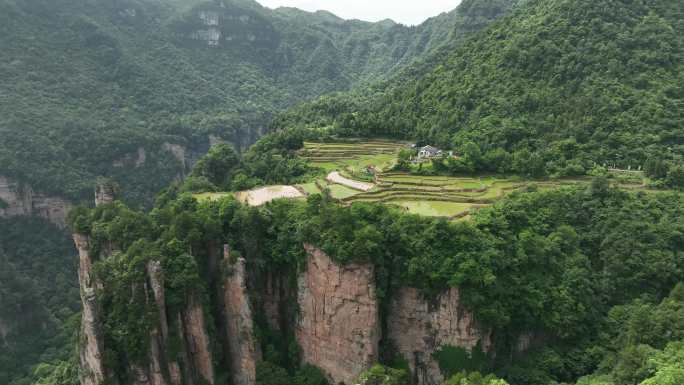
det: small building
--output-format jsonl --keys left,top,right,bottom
{"left": 417, "top": 145, "right": 442, "bottom": 159}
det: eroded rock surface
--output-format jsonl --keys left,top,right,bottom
{"left": 74, "top": 233, "right": 110, "bottom": 385}
{"left": 182, "top": 295, "right": 215, "bottom": 385}
{"left": 222, "top": 250, "right": 261, "bottom": 385}
{"left": 296, "top": 244, "right": 380, "bottom": 385}
{"left": 388, "top": 287, "right": 491, "bottom": 385}
{"left": 0, "top": 176, "right": 71, "bottom": 228}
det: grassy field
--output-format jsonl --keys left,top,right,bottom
{"left": 198, "top": 140, "right": 670, "bottom": 219}
{"left": 297, "top": 182, "right": 321, "bottom": 195}
{"left": 301, "top": 140, "right": 406, "bottom": 174}
{"left": 328, "top": 184, "right": 361, "bottom": 200}
{"left": 390, "top": 201, "right": 476, "bottom": 217}
{"left": 193, "top": 192, "right": 232, "bottom": 202}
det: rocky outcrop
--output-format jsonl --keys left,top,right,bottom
{"left": 181, "top": 295, "right": 215, "bottom": 384}
{"left": 135, "top": 261, "right": 174, "bottom": 385}
{"left": 388, "top": 288, "right": 492, "bottom": 385}
{"left": 74, "top": 233, "right": 111, "bottom": 385}
{"left": 95, "top": 181, "right": 118, "bottom": 206}
{"left": 193, "top": 11, "right": 221, "bottom": 46}
{"left": 296, "top": 245, "right": 380, "bottom": 385}
{"left": 0, "top": 176, "right": 71, "bottom": 228}
{"left": 75, "top": 202, "right": 217, "bottom": 385}
{"left": 222, "top": 247, "right": 261, "bottom": 385}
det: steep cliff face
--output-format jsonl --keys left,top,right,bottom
{"left": 0, "top": 176, "right": 71, "bottom": 228}
{"left": 180, "top": 295, "right": 216, "bottom": 384}
{"left": 296, "top": 244, "right": 381, "bottom": 385}
{"left": 221, "top": 247, "right": 261, "bottom": 385}
{"left": 123, "top": 259, "right": 215, "bottom": 385}
{"left": 74, "top": 233, "right": 111, "bottom": 385}
{"left": 388, "top": 288, "right": 492, "bottom": 385}
{"left": 74, "top": 228, "right": 495, "bottom": 385}
{"left": 75, "top": 192, "right": 216, "bottom": 385}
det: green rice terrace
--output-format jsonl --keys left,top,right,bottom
{"left": 197, "top": 140, "right": 667, "bottom": 219}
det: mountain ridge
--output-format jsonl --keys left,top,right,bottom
{"left": 277, "top": 0, "right": 684, "bottom": 180}
{"left": 0, "top": 0, "right": 518, "bottom": 205}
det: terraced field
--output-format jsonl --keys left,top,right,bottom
{"left": 300, "top": 139, "right": 407, "bottom": 174}
{"left": 343, "top": 173, "right": 530, "bottom": 218}
{"left": 298, "top": 141, "right": 559, "bottom": 218}
{"left": 198, "top": 140, "right": 665, "bottom": 219}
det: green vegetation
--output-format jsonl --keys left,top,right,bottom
{"left": 7, "top": 1, "right": 684, "bottom": 385}
{"left": 356, "top": 364, "right": 409, "bottom": 385}
{"left": 0, "top": 218, "right": 79, "bottom": 385}
{"left": 327, "top": 184, "right": 361, "bottom": 200}
{"left": 565, "top": 285, "right": 684, "bottom": 385}
{"left": 296, "top": 182, "right": 322, "bottom": 195}
{"left": 434, "top": 344, "right": 489, "bottom": 379}
{"left": 390, "top": 201, "right": 475, "bottom": 217}
{"left": 443, "top": 372, "right": 510, "bottom": 385}
{"left": 0, "top": 0, "right": 518, "bottom": 205}
{"left": 261, "top": 140, "right": 667, "bottom": 218}
{"left": 67, "top": 178, "right": 684, "bottom": 385}
{"left": 256, "top": 363, "right": 330, "bottom": 385}
{"left": 277, "top": 0, "right": 684, "bottom": 184}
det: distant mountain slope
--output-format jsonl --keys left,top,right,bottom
{"left": 0, "top": 218, "right": 78, "bottom": 385}
{"left": 278, "top": 0, "right": 684, "bottom": 178}
{"left": 0, "top": 0, "right": 517, "bottom": 205}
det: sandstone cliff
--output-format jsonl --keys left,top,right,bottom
{"left": 74, "top": 231, "right": 495, "bottom": 385}
{"left": 296, "top": 244, "right": 381, "bottom": 385}
{"left": 221, "top": 247, "right": 261, "bottom": 385}
{"left": 0, "top": 176, "right": 71, "bottom": 228}
{"left": 74, "top": 233, "right": 112, "bottom": 385}
{"left": 388, "top": 287, "right": 492, "bottom": 385}
{"left": 75, "top": 190, "right": 216, "bottom": 385}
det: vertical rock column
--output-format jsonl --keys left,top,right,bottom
{"left": 296, "top": 244, "right": 381, "bottom": 385}
{"left": 388, "top": 288, "right": 492, "bottom": 385}
{"left": 182, "top": 295, "right": 215, "bottom": 385}
{"left": 76, "top": 181, "right": 120, "bottom": 385}
{"left": 145, "top": 260, "right": 181, "bottom": 385}
{"left": 74, "top": 233, "right": 110, "bottom": 385}
{"left": 222, "top": 245, "right": 261, "bottom": 385}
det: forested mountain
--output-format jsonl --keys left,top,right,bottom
{"left": 59, "top": 180, "right": 684, "bottom": 385}
{"left": 277, "top": 0, "right": 684, "bottom": 180}
{"left": 0, "top": 0, "right": 518, "bottom": 205}
{"left": 0, "top": 218, "right": 79, "bottom": 385}
{"left": 0, "top": 1, "right": 523, "bottom": 383}
{"left": 3, "top": 1, "right": 684, "bottom": 385}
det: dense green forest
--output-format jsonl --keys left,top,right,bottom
{"left": 276, "top": 0, "right": 684, "bottom": 183}
{"left": 0, "top": 1, "right": 525, "bottom": 383}
{"left": 63, "top": 177, "right": 683, "bottom": 385}
{"left": 0, "top": 218, "right": 79, "bottom": 385}
{"left": 4, "top": 0, "right": 684, "bottom": 384}
{"left": 0, "top": 0, "right": 519, "bottom": 205}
